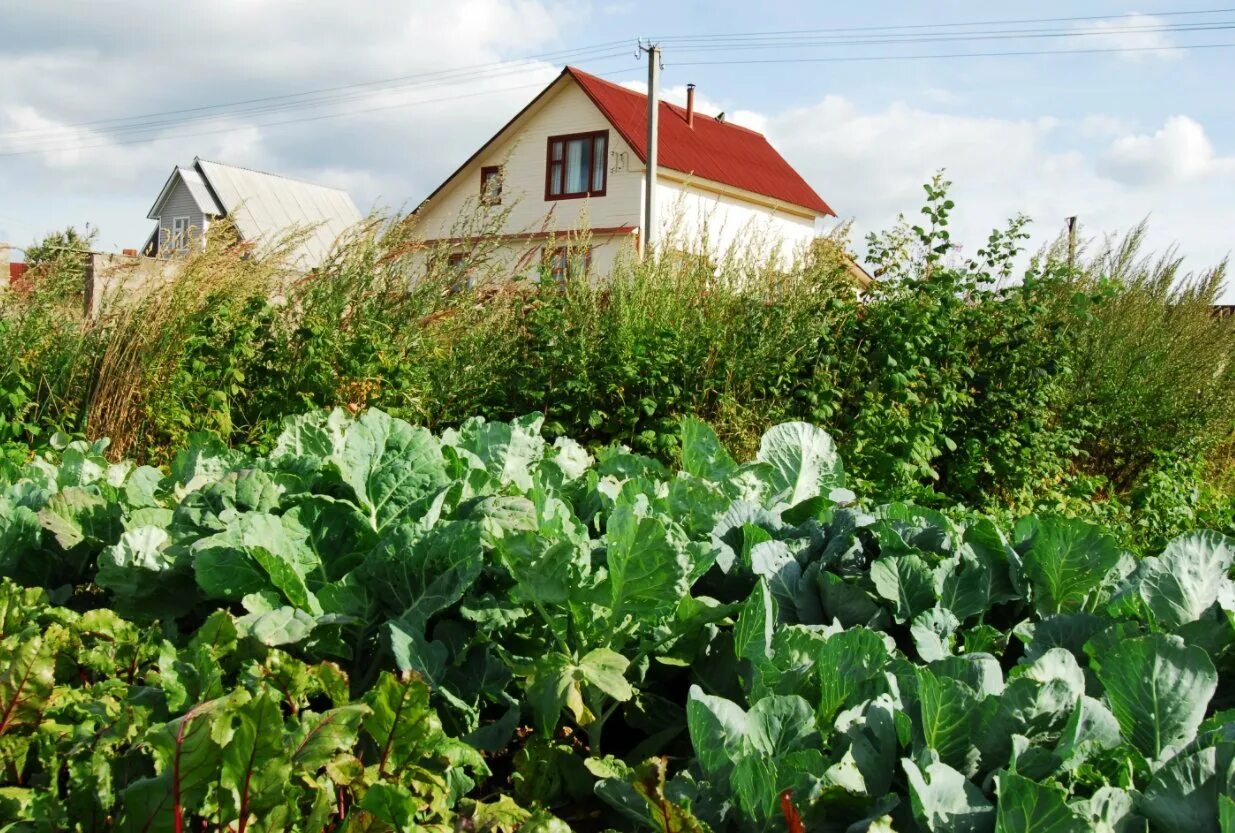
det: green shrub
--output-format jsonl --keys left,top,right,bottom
{"left": 825, "top": 175, "right": 1079, "bottom": 507}
{"left": 1052, "top": 224, "right": 1235, "bottom": 489}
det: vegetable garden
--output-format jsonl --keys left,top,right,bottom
{"left": 3, "top": 407, "right": 1233, "bottom": 831}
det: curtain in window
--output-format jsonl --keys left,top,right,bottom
{"left": 565, "top": 138, "right": 591, "bottom": 194}
{"left": 592, "top": 135, "right": 607, "bottom": 192}
{"left": 549, "top": 141, "right": 563, "bottom": 195}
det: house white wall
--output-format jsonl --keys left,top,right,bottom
{"left": 416, "top": 80, "right": 643, "bottom": 242}
{"left": 654, "top": 175, "right": 819, "bottom": 270}
{"left": 442, "top": 231, "right": 635, "bottom": 288}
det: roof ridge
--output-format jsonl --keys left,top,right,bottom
{"left": 193, "top": 157, "right": 353, "bottom": 194}
{"left": 564, "top": 66, "right": 763, "bottom": 136}
{"left": 565, "top": 65, "right": 834, "bottom": 216}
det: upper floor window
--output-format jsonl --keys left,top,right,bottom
{"left": 480, "top": 165, "right": 502, "bottom": 205}
{"left": 546, "top": 131, "right": 607, "bottom": 200}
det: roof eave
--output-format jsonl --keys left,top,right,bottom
{"left": 146, "top": 167, "right": 183, "bottom": 220}
{"left": 192, "top": 158, "right": 228, "bottom": 217}
{"left": 656, "top": 167, "right": 834, "bottom": 218}
{"left": 146, "top": 164, "right": 226, "bottom": 219}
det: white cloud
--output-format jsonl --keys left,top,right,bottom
{"left": 1066, "top": 13, "right": 1180, "bottom": 61}
{"left": 763, "top": 96, "right": 1234, "bottom": 289}
{"left": 0, "top": 0, "right": 578, "bottom": 244}
{"left": 1079, "top": 114, "right": 1136, "bottom": 139}
{"left": 1100, "top": 115, "right": 1235, "bottom": 185}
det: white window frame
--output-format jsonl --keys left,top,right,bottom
{"left": 170, "top": 216, "right": 191, "bottom": 253}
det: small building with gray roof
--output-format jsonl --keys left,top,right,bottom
{"left": 144, "top": 158, "right": 363, "bottom": 270}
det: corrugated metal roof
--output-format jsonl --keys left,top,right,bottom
{"left": 180, "top": 167, "right": 224, "bottom": 216}
{"left": 568, "top": 67, "right": 835, "bottom": 217}
{"left": 194, "top": 159, "right": 363, "bottom": 270}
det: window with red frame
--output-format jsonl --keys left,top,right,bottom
{"left": 480, "top": 165, "right": 502, "bottom": 205}
{"left": 546, "top": 131, "right": 607, "bottom": 200}
{"left": 543, "top": 245, "right": 592, "bottom": 281}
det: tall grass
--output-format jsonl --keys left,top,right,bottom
{"left": 1056, "top": 223, "right": 1235, "bottom": 488}
{"left": 84, "top": 223, "right": 294, "bottom": 455}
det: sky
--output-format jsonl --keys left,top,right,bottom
{"left": 1, "top": 1, "right": 1233, "bottom": 294}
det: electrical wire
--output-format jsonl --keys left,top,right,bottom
{"left": 0, "top": 41, "right": 635, "bottom": 142}
{"left": 5, "top": 6, "right": 1234, "bottom": 157}
{"left": 668, "top": 41, "right": 1235, "bottom": 67}
{"left": 656, "top": 21, "right": 1235, "bottom": 52}
{"left": 0, "top": 67, "right": 643, "bottom": 158}
{"left": 648, "top": 6, "right": 1235, "bottom": 40}
{"left": 1, "top": 49, "right": 633, "bottom": 150}
{"left": 11, "top": 8, "right": 1231, "bottom": 146}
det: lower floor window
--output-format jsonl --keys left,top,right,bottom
{"left": 447, "top": 252, "right": 472, "bottom": 292}
{"left": 543, "top": 245, "right": 591, "bottom": 281}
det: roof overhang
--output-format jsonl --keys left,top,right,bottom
{"left": 566, "top": 66, "right": 836, "bottom": 218}
{"left": 657, "top": 169, "right": 825, "bottom": 221}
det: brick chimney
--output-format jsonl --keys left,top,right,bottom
{"left": 686, "top": 83, "right": 696, "bottom": 128}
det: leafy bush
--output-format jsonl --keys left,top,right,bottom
{"left": 3, "top": 408, "right": 1234, "bottom": 830}
{"left": 813, "top": 175, "right": 1082, "bottom": 518}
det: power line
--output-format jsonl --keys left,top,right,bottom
{"left": 0, "top": 67, "right": 643, "bottom": 159}
{"left": 5, "top": 6, "right": 1232, "bottom": 156}
{"left": 669, "top": 41, "right": 1235, "bottom": 67}
{"left": 1, "top": 50, "right": 633, "bottom": 150}
{"left": 0, "top": 41, "right": 634, "bottom": 142}
{"left": 14, "top": 16, "right": 1220, "bottom": 151}
{"left": 649, "top": 6, "right": 1235, "bottom": 41}
{"left": 658, "top": 21, "right": 1235, "bottom": 52}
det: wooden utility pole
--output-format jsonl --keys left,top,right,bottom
{"left": 1066, "top": 216, "right": 1078, "bottom": 274}
{"left": 642, "top": 42, "right": 660, "bottom": 259}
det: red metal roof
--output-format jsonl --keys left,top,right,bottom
{"left": 9, "top": 262, "right": 28, "bottom": 282}
{"left": 567, "top": 66, "right": 834, "bottom": 217}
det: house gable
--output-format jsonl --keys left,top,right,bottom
{"left": 146, "top": 168, "right": 220, "bottom": 254}
{"left": 414, "top": 71, "right": 643, "bottom": 242}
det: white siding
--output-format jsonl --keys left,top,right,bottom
{"left": 415, "top": 80, "right": 643, "bottom": 241}
{"left": 654, "top": 176, "right": 819, "bottom": 270}
{"left": 156, "top": 178, "right": 208, "bottom": 252}
{"left": 432, "top": 231, "right": 637, "bottom": 287}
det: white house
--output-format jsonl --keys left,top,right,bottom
{"left": 413, "top": 66, "right": 836, "bottom": 281}
{"left": 144, "top": 158, "right": 363, "bottom": 271}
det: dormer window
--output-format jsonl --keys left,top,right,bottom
{"left": 545, "top": 131, "right": 607, "bottom": 200}
{"left": 480, "top": 165, "right": 503, "bottom": 205}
